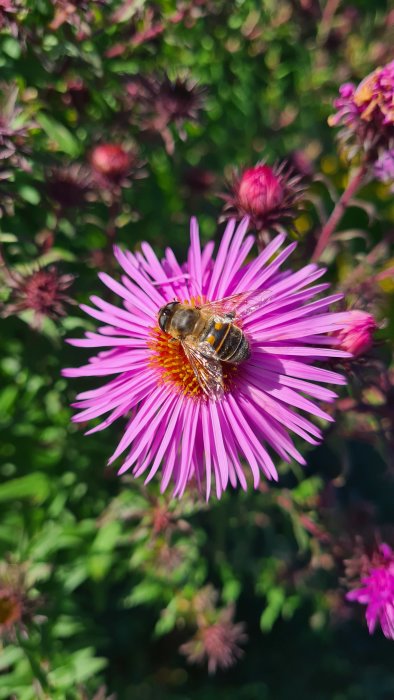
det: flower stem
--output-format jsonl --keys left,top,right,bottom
{"left": 312, "top": 164, "right": 368, "bottom": 262}
{"left": 318, "top": 0, "right": 341, "bottom": 42}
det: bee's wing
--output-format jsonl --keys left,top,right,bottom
{"left": 181, "top": 337, "right": 224, "bottom": 401}
{"left": 199, "top": 289, "right": 273, "bottom": 321}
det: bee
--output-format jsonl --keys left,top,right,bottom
{"left": 157, "top": 289, "right": 272, "bottom": 400}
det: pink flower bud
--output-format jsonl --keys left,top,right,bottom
{"left": 90, "top": 144, "right": 131, "bottom": 181}
{"left": 237, "top": 165, "right": 284, "bottom": 216}
{"left": 335, "top": 310, "right": 377, "bottom": 357}
{"left": 220, "top": 160, "right": 305, "bottom": 239}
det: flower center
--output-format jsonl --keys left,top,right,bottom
{"left": 0, "top": 592, "right": 21, "bottom": 628}
{"left": 148, "top": 327, "right": 205, "bottom": 398}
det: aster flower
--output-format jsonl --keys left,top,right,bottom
{"left": 333, "top": 310, "right": 377, "bottom": 358}
{"left": 329, "top": 60, "right": 394, "bottom": 159}
{"left": 46, "top": 163, "right": 93, "bottom": 209}
{"left": 346, "top": 543, "right": 394, "bottom": 640}
{"left": 3, "top": 266, "right": 74, "bottom": 329}
{"left": 0, "top": 560, "right": 42, "bottom": 640}
{"left": 220, "top": 162, "right": 306, "bottom": 244}
{"left": 63, "top": 218, "right": 351, "bottom": 499}
{"left": 127, "top": 74, "right": 205, "bottom": 154}
{"left": 180, "top": 603, "right": 247, "bottom": 674}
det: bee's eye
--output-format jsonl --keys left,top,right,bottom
{"left": 158, "top": 309, "right": 169, "bottom": 333}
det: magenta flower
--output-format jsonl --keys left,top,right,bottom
{"left": 333, "top": 310, "right": 377, "bottom": 358}
{"left": 329, "top": 61, "right": 394, "bottom": 157}
{"left": 347, "top": 544, "right": 394, "bottom": 640}
{"left": 63, "top": 218, "right": 350, "bottom": 499}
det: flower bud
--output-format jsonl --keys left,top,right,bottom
{"left": 220, "top": 161, "right": 305, "bottom": 237}
{"left": 237, "top": 165, "right": 284, "bottom": 217}
{"left": 90, "top": 144, "right": 131, "bottom": 182}
{"left": 334, "top": 310, "right": 377, "bottom": 357}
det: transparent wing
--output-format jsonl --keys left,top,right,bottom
{"left": 181, "top": 337, "right": 224, "bottom": 401}
{"left": 198, "top": 289, "right": 273, "bottom": 321}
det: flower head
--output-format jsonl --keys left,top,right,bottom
{"left": 333, "top": 310, "right": 377, "bottom": 358}
{"left": 180, "top": 604, "right": 247, "bottom": 674}
{"left": 0, "top": 560, "right": 42, "bottom": 640}
{"left": 220, "top": 162, "right": 305, "bottom": 240}
{"left": 3, "top": 266, "right": 74, "bottom": 329}
{"left": 46, "top": 164, "right": 93, "bottom": 208}
{"left": 329, "top": 61, "right": 394, "bottom": 158}
{"left": 127, "top": 74, "right": 205, "bottom": 154}
{"left": 346, "top": 543, "right": 394, "bottom": 639}
{"left": 63, "top": 218, "right": 350, "bottom": 499}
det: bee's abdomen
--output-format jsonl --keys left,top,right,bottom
{"left": 201, "top": 320, "right": 250, "bottom": 364}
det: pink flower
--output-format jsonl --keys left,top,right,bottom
{"left": 90, "top": 143, "right": 135, "bottom": 185}
{"left": 180, "top": 604, "right": 247, "bottom": 674}
{"left": 238, "top": 165, "right": 284, "bottom": 215}
{"left": 329, "top": 61, "right": 394, "bottom": 157}
{"left": 63, "top": 218, "right": 350, "bottom": 499}
{"left": 347, "top": 544, "right": 394, "bottom": 639}
{"left": 3, "top": 266, "right": 74, "bottom": 330}
{"left": 220, "top": 162, "right": 305, "bottom": 238}
{"left": 334, "top": 310, "right": 376, "bottom": 357}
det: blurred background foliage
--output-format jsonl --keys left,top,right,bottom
{"left": 0, "top": 0, "right": 393, "bottom": 698}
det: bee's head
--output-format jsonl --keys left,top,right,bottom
{"left": 158, "top": 301, "right": 180, "bottom": 334}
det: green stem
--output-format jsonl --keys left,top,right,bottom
{"left": 312, "top": 164, "right": 368, "bottom": 262}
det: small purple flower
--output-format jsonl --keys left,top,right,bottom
{"left": 347, "top": 544, "right": 394, "bottom": 640}
{"left": 63, "top": 218, "right": 350, "bottom": 499}
{"left": 374, "top": 149, "right": 394, "bottom": 191}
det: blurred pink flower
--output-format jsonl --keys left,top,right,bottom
{"left": 90, "top": 144, "right": 133, "bottom": 185}
{"left": 333, "top": 310, "right": 377, "bottom": 357}
{"left": 329, "top": 61, "right": 394, "bottom": 157}
{"left": 347, "top": 543, "right": 394, "bottom": 640}
{"left": 180, "top": 604, "right": 247, "bottom": 674}
{"left": 3, "top": 266, "right": 74, "bottom": 329}
{"left": 374, "top": 149, "right": 394, "bottom": 191}
{"left": 63, "top": 218, "right": 350, "bottom": 499}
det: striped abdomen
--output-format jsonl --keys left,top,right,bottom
{"left": 200, "top": 319, "right": 250, "bottom": 364}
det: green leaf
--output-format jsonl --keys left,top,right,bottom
{"left": 0, "top": 646, "right": 24, "bottom": 672}
{"left": 2, "top": 37, "right": 21, "bottom": 59}
{"left": 18, "top": 186, "right": 41, "bottom": 205}
{"left": 260, "top": 588, "right": 285, "bottom": 632}
{"left": 36, "top": 113, "right": 81, "bottom": 157}
{"left": 0, "top": 473, "right": 50, "bottom": 504}
{"left": 48, "top": 648, "right": 107, "bottom": 689}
